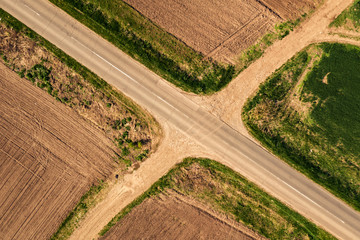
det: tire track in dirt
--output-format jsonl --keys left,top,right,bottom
{"left": 70, "top": 121, "right": 222, "bottom": 240}
{"left": 69, "top": 0, "right": 355, "bottom": 239}
{"left": 187, "top": 0, "right": 355, "bottom": 139}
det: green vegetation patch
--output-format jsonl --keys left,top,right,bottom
{"left": 48, "top": 0, "right": 235, "bottom": 94}
{"left": 100, "top": 158, "right": 334, "bottom": 239}
{"left": 330, "top": 0, "right": 360, "bottom": 30}
{"left": 0, "top": 8, "right": 158, "bottom": 167}
{"left": 48, "top": 0, "right": 305, "bottom": 94}
{"left": 51, "top": 181, "right": 106, "bottom": 240}
{"left": 0, "top": 9, "right": 160, "bottom": 239}
{"left": 243, "top": 43, "right": 360, "bottom": 211}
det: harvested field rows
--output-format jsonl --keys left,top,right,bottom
{"left": 0, "top": 64, "right": 116, "bottom": 240}
{"left": 261, "top": 0, "right": 320, "bottom": 20}
{"left": 123, "top": 0, "right": 320, "bottom": 62}
{"left": 101, "top": 192, "right": 265, "bottom": 240}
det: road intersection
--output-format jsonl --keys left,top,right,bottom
{"left": 2, "top": 0, "right": 360, "bottom": 239}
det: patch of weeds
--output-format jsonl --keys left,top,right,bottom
{"left": 100, "top": 158, "right": 335, "bottom": 239}
{"left": 243, "top": 43, "right": 360, "bottom": 211}
{"left": 50, "top": 180, "right": 106, "bottom": 240}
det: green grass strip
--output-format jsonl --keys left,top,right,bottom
{"left": 0, "top": 8, "right": 159, "bottom": 239}
{"left": 48, "top": 0, "right": 235, "bottom": 94}
{"left": 243, "top": 43, "right": 360, "bottom": 212}
{"left": 0, "top": 7, "right": 156, "bottom": 126}
{"left": 99, "top": 158, "right": 335, "bottom": 239}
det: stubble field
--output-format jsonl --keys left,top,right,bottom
{"left": 124, "top": 0, "right": 320, "bottom": 62}
{"left": 0, "top": 64, "right": 116, "bottom": 239}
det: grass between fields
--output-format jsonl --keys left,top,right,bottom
{"left": 100, "top": 158, "right": 335, "bottom": 239}
{"left": 0, "top": 9, "right": 161, "bottom": 239}
{"left": 330, "top": 0, "right": 360, "bottom": 31}
{"left": 48, "top": 0, "right": 303, "bottom": 94}
{"left": 242, "top": 43, "right": 360, "bottom": 211}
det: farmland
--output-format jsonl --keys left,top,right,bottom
{"left": 49, "top": 0, "right": 320, "bottom": 93}
{"left": 0, "top": 9, "right": 160, "bottom": 239}
{"left": 243, "top": 43, "right": 360, "bottom": 211}
{"left": 123, "top": 0, "right": 319, "bottom": 62}
{"left": 100, "top": 158, "right": 334, "bottom": 240}
{"left": 0, "top": 10, "right": 160, "bottom": 171}
{"left": 101, "top": 193, "right": 265, "bottom": 240}
{"left": 0, "top": 63, "right": 116, "bottom": 239}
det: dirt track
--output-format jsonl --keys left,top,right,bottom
{"left": 101, "top": 192, "right": 266, "bottom": 240}
{"left": 66, "top": 0, "right": 357, "bottom": 239}
{"left": 0, "top": 63, "right": 116, "bottom": 240}
{"left": 2, "top": 0, "right": 357, "bottom": 239}
{"left": 69, "top": 120, "right": 221, "bottom": 240}
{"left": 188, "top": 0, "right": 355, "bottom": 138}
{"left": 124, "top": 0, "right": 320, "bottom": 63}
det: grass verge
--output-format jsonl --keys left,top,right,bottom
{"left": 48, "top": 0, "right": 235, "bottom": 94}
{"left": 48, "top": 0, "right": 307, "bottom": 94}
{"left": 0, "top": 8, "right": 161, "bottom": 239}
{"left": 50, "top": 181, "right": 106, "bottom": 240}
{"left": 243, "top": 43, "right": 360, "bottom": 211}
{"left": 330, "top": 0, "right": 360, "bottom": 30}
{"left": 99, "top": 158, "right": 335, "bottom": 239}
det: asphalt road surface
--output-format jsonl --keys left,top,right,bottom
{"left": 2, "top": 0, "right": 360, "bottom": 239}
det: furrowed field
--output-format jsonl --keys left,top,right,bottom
{"left": 0, "top": 9, "right": 160, "bottom": 239}
{"left": 99, "top": 158, "right": 334, "bottom": 240}
{"left": 49, "top": 0, "right": 320, "bottom": 93}
{"left": 0, "top": 63, "right": 116, "bottom": 239}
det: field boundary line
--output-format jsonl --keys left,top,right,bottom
{"left": 206, "top": 12, "right": 263, "bottom": 59}
{"left": 254, "top": 0, "right": 283, "bottom": 20}
{"left": 1, "top": 149, "right": 44, "bottom": 181}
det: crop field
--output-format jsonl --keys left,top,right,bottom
{"left": 101, "top": 193, "right": 264, "bottom": 240}
{"left": 261, "top": 0, "right": 318, "bottom": 19}
{"left": 0, "top": 64, "right": 116, "bottom": 239}
{"left": 0, "top": 10, "right": 160, "bottom": 239}
{"left": 0, "top": 12, "right": 158, "bottom": 171}
{"left": 100, "top": 158, "right": 334, "bottom": 239}
{"left": 124, "top": 0, "right": 320, "bottom": 63}
{"left": 50, "top": 0, "right": 320, "bottom": 94}
{"left": 243, "top": 43, "right": 360, "bottom": 211}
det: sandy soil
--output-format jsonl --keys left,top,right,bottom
{"left": 0, "top": 63, "right": 117, "bottom": 240}
{"left": 69, "top": 120, "right": 222, "bottom": 240}
{"left": 101, "top": 191, "right": 266, "bottom": 240}
{"left": 186, "top": 0, "right": 355, "bottom": 139}
{"left": 31, "top": 0, "right": 356, "bottom": 239}
{"left": 124, "top": 0, "right": 319, "bottom": 63}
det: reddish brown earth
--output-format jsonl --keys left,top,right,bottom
{"left": 0, "top": 63, "right": 117, "bottom": 240}
{"left": 101, "top": 192, "right": 266, "bottom": 240}
{"left": 123, "top": 0, "right": 320, "bottom": 63}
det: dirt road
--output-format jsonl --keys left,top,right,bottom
{"left": 1, "top": 0, "right": 360, "bottom": 239}
{"left": 188, "top": 0, "right": 356, "bottom": 138}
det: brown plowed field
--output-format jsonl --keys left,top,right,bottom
{"left": 124, "top": 0, "right": 320, "bottom": 62}
{"left": 261, "top": 0, "right": 320, "bottom": 20}
{"left": 101, "top": 192, "right": 266, "bottom": 240}
{"left": 0, "top": 63, "right": 116, "bottom": 240}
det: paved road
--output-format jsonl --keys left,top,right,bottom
{"left": 2, "top": 0, "right": 360, "bottom": 239}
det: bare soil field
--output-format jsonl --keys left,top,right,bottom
{"left": 0, "top": 63, "right": 117, "bottom": 239}
{"left": 261, "top": 0, "right": 320, "bottom": 19}
{"left": 124, "top": 0, "right": 320, "bottom": 62}
{"left": 0, "top": 22, "right": 160, "bottom": 170}
{"left": 101, "top": 192, "right": 265, "bottom": 240}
